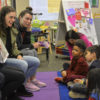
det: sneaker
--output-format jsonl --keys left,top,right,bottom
{"left": 67, "top": 81, "right": 74, "bottom": 90}
{"left": 54, "top": 77, "right": 63, "bottom": 82}
{"left": 25, "top": 82, "right": 40, "bottom": 92}
{"left": 16, "top": 85, "right": 33, "bottom": 97}
{"left": 69, "top": 91, "right": 87, "bottom": 99}
{"left": 31, "top": 79, "right": 46, "bottom": 88}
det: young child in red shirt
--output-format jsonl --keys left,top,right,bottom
{"left": 55, "top": 39, "right": 88, "bottom": 83}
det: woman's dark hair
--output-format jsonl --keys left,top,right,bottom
{"left": 65, "top": 30, "right": 80, "bottom": 45}
{"left": 0, "top": 6, "right": 15, "bottom": 32}
{"left": 26, "top": 6, "right": 33, "bottom": 12}
{"left": 74, "top": 39, "right": 86, "bottom": 53}
{"left": 88, "top": 68, "right": 100, "bottom": 99}
{"left": 18, "top": 9, "right": 33, "bottom": 19}
{"left": 86, "top": 45, "right": 100, "bottom": 59}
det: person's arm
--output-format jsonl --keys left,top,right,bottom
{"left": 80, "top": 34, "right": 92, "bottom": 47}
{"left": 11, "top": 28, "right": 23, "bottom": 58}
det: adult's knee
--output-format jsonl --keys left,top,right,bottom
{"left": 34, "top": 57, "right": 40, "bottom": 67}
{"left": 18, "top": 61, "right": 28, "bottom": 73}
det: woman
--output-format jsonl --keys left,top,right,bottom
{"left": 65, "top": 30, "right": 92, "bottom": 60}
{"left": 16, "top": 9, "right": 40, "bottom": 57}
{"left": 0, "top": 5, "right": 44, "bottom": 95}
{"left": 0, "top": 6, "right": 36, "bottom": 98}
{"left": 15, "top": 9, "right": 46, "bottom": 91}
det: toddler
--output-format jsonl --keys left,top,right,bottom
{"left": 55, "top": 39, "right": 88, "bottom": 83}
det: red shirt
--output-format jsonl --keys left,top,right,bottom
{"left": 65, "top": 56, "right": 88, "bottom": 82}
{"left": 88, "top": 97, "right": 95, "bottom": 100}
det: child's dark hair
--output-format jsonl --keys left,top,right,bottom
{"left": 65, "top": 30, "right": 80, "bottom": 44}
{"left": 88, "top": 68, "right": 100, "bottom": 99}
{"left": 18, "top": 9, "right": 33, "bottom": 19}
{"left": 74, "top": 39, "right": 86, "bottom": 53}
{"left": 86, "top": 45, "right": 100, "bottom": 59}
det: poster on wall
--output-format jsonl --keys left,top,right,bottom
{"left": 29, "top": 0, "right": 59, "bottom": 20}
{"left": 63, "top": 0, "right": 98, "bottom": 44}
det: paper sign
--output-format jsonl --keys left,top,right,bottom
{"left": 84, "top": 2, "right": 89, "bottom": 8}
{"left": 68, "top": 15, "right": 76, "bottom": 27}
{"left": 89, "top": 18, "right": 93, "bottom": 24}
{"left": 0, "top": 38, "right": 9, "bottom": 63}
{"left": 75, "top": 11, "right": 82, "bottom": 20}
{"left": 81, "top": 9, "right": 90, "bottom": 17}
{"left": 66, "top": 8, "right": 75, "bottom": 16}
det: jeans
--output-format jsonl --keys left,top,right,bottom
{"left": 3, "top": 56, "right": 40, "bottom": 80}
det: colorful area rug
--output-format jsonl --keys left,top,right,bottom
{"left": 22, "top": 71, "right": 87, "bottom": 100}
{"left": 57, "top": 71, "right": 87, "bottom": 100}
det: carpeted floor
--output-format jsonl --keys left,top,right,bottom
{"left": 22, "top": 72, "right": 60, "bottom": 100}
{"left": 22, "top": 71, "right": 87, "bottom": 100}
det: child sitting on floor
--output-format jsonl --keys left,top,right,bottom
{"left": 87, "top": 68, "right": 100, "bottom": 100}
{"left": 68, "top": 45, "right": 100, "bottom": 99}
{"left": 55, "top": 39, "right": 88, "bottom": 83}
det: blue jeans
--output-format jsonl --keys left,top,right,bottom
{"left": 3, "top": 56, "right": 40, "bottom": 80}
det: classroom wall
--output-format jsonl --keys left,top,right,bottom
{"left": 7, "top": 0, "right": 11, "bottom": 6}
{"left": 16, "top": 0, "right": 29, "bottom": 16}
{"left": 14, "top": 0, "right": 100, "bottom": 17}
{"left": 92, "top": 0, "right": 100, "bottom": 15}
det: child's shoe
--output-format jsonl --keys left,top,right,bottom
{"left": 31, "top": 79, "right": 46, "bottom": 88}
{"left": 69, "top": 91, "right": 87, "bottom": 98}
{"left": 54, "top": 77, "right": 63, "bottom": 82}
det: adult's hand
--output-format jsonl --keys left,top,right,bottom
{"left": 33, "top": 42, "right": 40, "bottom": 48}
{"left": 26, "top": 25, "right": 32, "bottom": 31}
{"left": 17, "top": 55, "right": 23, "bottom": 60}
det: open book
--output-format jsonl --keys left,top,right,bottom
{"left": 0, "top": 38, "right": 9, "bottom": 63}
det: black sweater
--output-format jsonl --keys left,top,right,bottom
{"left": 15, "top": 20, "right": 33, "bottom": 50}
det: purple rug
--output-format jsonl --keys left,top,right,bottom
{"left": 23, "top": 72, "right": 60, "bottom": 100}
